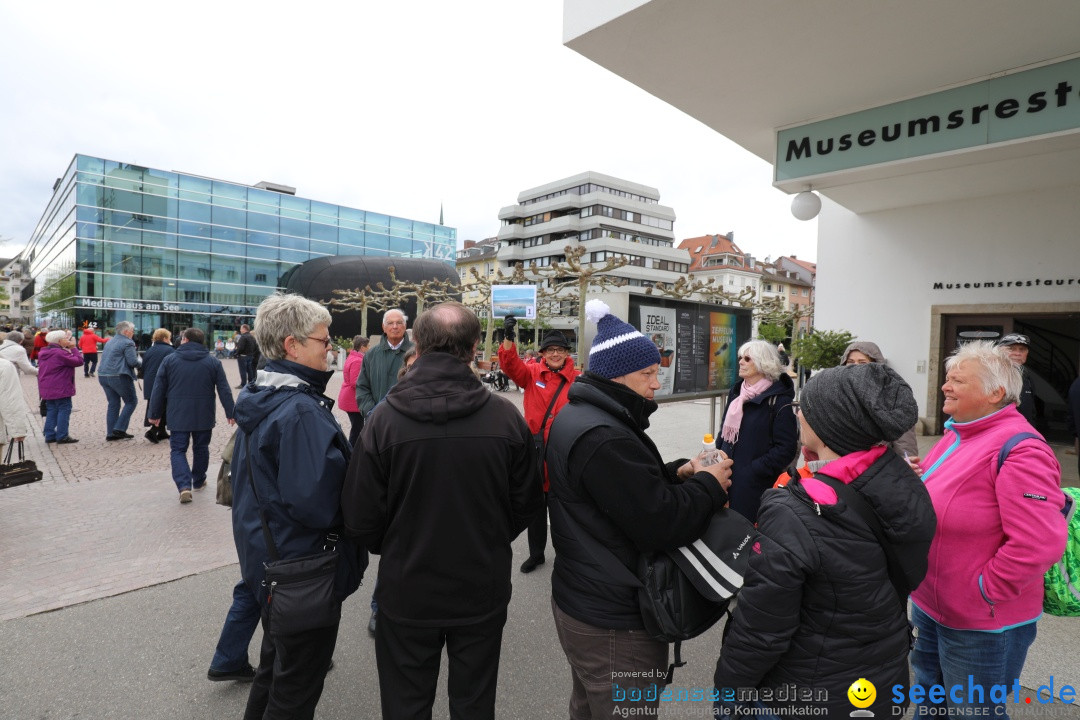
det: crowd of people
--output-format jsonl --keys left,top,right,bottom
{"left": 0, "top": 306, "right": 1076, "bottom": 720}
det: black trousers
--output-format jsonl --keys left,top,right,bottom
{"left": 526, "top": 491, "right": 549, "bottom": 559}
{"left": 374, "top": 609, "right": 507, "bottom": 720}
{"left": 347, "top": 411, "right": 364, "bottom": 449}
{"left": 243, "top": 610, "right": 339, "bottom": 720}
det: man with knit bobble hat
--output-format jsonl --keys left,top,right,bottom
{"left": 545, "top": 299, "right": 733, "bottom": 719}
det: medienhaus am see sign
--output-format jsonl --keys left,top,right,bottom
{"left": 776, "top": 55, "right": 1080, "bottom": 182}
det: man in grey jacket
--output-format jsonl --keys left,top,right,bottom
{"left": 98, "top": 321, "right": 141, "bottom": 441}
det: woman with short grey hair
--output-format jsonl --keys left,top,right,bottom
{"left": 252, "top": 293, "right": 332, "bottom": 362}
{"left": 718, "top": 338, "right": 799, "bottom": 521}
{"left": 229, "top": 291, "right": 364, "bottom": 718}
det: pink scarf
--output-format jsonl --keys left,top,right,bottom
{"left": 721, "top": 377, "right": 773, "bottom": 445}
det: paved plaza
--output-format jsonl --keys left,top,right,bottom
{"left": 1, "top": 359, "right": 1078, "bottom": 718}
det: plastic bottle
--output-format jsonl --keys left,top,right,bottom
{"left": 700, "top": 433, "right": 720, "bottom": 467}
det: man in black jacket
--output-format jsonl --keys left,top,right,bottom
{"left": 546, "top": 299, "right": 732, "bottom": 719}
{"left": 148, "top": 328, "right": 235, "bottom": 503}
{"left": 342, "top": 301, "right": 542, "bottom": 720}
{"left": 234, "top": 324, "right": 256, "bottom": 388}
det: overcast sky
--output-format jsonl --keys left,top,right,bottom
{"left": 0, "top": 0, "right": 817, "bottom": 263}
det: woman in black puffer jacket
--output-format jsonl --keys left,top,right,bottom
{"left": 715, "top": 363, "right": 936, "bottom": 718}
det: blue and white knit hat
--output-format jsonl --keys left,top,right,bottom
{"left": 585, "top": 299, "right": 661, "bottom": 379}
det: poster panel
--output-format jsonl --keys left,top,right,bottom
{"left": 708, "top": 312, "right": 738, "bottom": 391}
{"left": 640, "top": 306, "right": 677, "bottom": 396}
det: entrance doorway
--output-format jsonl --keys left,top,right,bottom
{"left": 931, "top": 305, "right": 1080, "bottom": 441}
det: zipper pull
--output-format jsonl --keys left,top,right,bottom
{"left": 814, "top": 503, "right": 821, "bottom": 516}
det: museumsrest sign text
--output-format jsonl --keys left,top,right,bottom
{"left": 776, "top": 56, "right": 1080, "bottom": 181}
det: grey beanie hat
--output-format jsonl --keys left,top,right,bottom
{"left": 800, "top": 362, "right": 918, "bottom": 455}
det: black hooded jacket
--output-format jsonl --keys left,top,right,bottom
{"left": 547, "top": 373, "right": 729, "bottom": 630}
{"left": 714, "top": 450, "right": 936, "bottom": 717}
{"left": 342, "top": 351, "right": 542, "bottom": 626}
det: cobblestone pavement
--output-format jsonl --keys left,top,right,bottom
{"left": 0, "top": 359, "right": 365, "bottom": 622}
{"left": 0, "top": 360, "right": 523, "bottom": 623}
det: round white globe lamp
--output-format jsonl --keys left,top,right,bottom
{"left": 790, "top": 190, "right": 822, "bottom": 221}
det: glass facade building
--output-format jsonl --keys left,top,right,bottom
{"left": 24, "top": 154, "right": 455, "bottom": 344}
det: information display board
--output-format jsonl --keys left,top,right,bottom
{"left": 628, "top": 297, "right": 751, "bottom": 398}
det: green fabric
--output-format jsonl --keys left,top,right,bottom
{"left": 355, "top": 338, "right": 414, "bottom": 415}
{"left": 1044, "top": 486, "right": 1080, "bottom": 617}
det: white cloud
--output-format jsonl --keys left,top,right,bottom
{"left": 0, "top": 0, "right": 817, "bottom": 263}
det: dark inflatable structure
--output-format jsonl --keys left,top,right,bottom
{"left": 281, "top": 256, "right": 460, "bottom": 340}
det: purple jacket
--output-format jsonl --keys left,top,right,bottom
{"left": 912, "top": 405, "right": 1066, "bottom": 630}
{"left": 37, "top": 345, "right": 83, "bottom": 400}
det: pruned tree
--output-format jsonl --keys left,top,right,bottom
{"left": 791, "top": 328, "right": 856, "bottom": 370}
{"left": 323, "top": 285, "right": 379, "bottom": 337}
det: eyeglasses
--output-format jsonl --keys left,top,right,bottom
{"left": 303, "top": 335, "right": 333, "bottom": 349}
{"left": 543, "top": 347, "right": 569, "bottom": 355}
{"left": 738, "top": 356, "right": 753, "bottom": 363}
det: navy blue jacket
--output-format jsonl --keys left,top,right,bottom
{"left": 720, "top": 373, "right": 799, "bottom": 522}
{"left": 141, "top": 341, "right": 175, "bottom": 400}
{"left": 148, "top": 342, "right": 234, "bottom": 431}
{"left": 232, "top": 360, "right": 365, "bottom": 606}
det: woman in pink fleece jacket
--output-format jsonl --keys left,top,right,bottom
{"left": 910, "top": 341, "right": 1067, "bottom": 718}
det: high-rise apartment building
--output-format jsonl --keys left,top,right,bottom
{"left": 495, "top": 171, "right": 689, "bottom": 336}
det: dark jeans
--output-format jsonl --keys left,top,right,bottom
{"left": 169, "top": 429, "right": 212, "bottom": 492}
{"left": 44, "top": 397, "right": 73, "bottom": 441}
{"left": 551, "top": 597, "right": 667, "bottom": 720}
{"left": 526, "top": 491, "right": 549, "bottom": 559}
{"left": 375, "top": 609, "right": 507, "bottom": 720}
{"left": 98, "top": 375, "right": 138, "bottom": 435}
{"left": 346, "top": 411, "right": 363, "bottom": 449}
{"left": 244, "top": 610, "right": 338, "bottom": 720}
{"left": 911, "top": 604, "right": 1037, "bottom": 719}
{"left": 238, "top": 356, "right": 253, "bottom": 386}
{"left": 83, "top": 352, "right": 98, "bottom": 376}
{"left": 210, "top": 580, "right": 261, "bottom": 673}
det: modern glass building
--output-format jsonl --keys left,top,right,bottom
{"left": 23, "top": 154, "right": 455, "bottom": 345}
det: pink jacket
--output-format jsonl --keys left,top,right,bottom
{"left": 911, "top": 405, "right": 1066, "bottom": 630}
{"left": 337, "top": 350, "right": 364, "bottom": 413}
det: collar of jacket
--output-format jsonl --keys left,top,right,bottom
{"left": 573, "top": 372, "right": 658, "bottom": 430}
{"left": 264, "top": 359, "right": 334, "bottom": 395}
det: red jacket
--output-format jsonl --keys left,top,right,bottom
{"left": 79, "top": 329, "right": 109, "bottom": 354}
{"left": 497, "top": 343, "right": 580, "bottom": 491}
{"left": 31, "top": 332, "right": 47, "bottom": 360}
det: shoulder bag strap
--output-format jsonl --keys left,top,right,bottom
{"left": 815, "top": 475, "right": 908, "bottom": 613}
{"left": 538, "top": 375, "right": 569, "bottom": 437}
{"left": 244, "top": 433, "right": 281, "bottom": 563}
{"left": 996, "top": 431, "right": 1043, "bottom": 472}
{"left": 548, "top": 495, "right": 640, "bottom": 588}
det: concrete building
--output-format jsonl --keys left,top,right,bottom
{"left": 0, "top": 256, "right": 33, "bottom": 325}
{"left": 564, "top": 2, "right": 1080, "bottom": 440}
{"left": 21, "top": 154, "right": 455, "bottom": 345}
{"left": 496, "top": 171, "right": 690, "bottom": 338}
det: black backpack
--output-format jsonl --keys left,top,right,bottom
{"left": 549, "top": 498, "right": 756, "bottom": 683}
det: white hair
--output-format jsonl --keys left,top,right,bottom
{"left": 253, "top": 292, "right": 332, "bottom": 361}
{"left": 383, "top": 309, "right": 408, "bottom": 325}
{"left": 945, "top": 341, "right": 1022, "bottom": 407}
{"left": 115, "top": 321, "right": 134, "bottom": 334}
{"left": 738, "top": 340, "right": 784, "bottom": 382}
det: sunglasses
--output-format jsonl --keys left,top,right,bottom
{"left": 738, "top": 356, "right": 753, "bottom": 363}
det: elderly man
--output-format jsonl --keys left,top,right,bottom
{"left": 149, "top": 328, "right": 235, "bottom": 504}
{"left": 996, "top": 333, "right": 1036, "bottom": 424}
{"left": 353, "top": 307, "right": 415, "bottom": 636}
{"left": 98, "top": 321, "right": 141, "bottom": 441}
{"left": 546, "top": 299, "right": 733, "bottom": 719}
{"left": 0, "top": 330, "right": 38, "bottom": 375}
{"left": 343, "top": 301, "right": 542, "bottom": 720}
{"left": 355, "top": 309, "right": 413, "bottom": 417}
